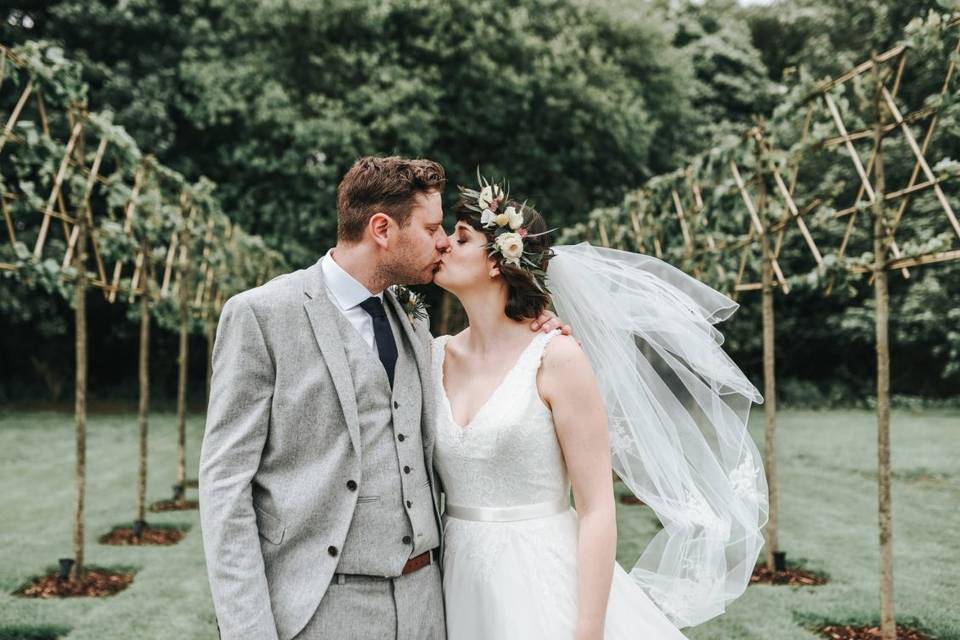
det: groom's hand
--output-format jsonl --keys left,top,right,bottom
{"left": 530, "top": 310, "right": 572, "bottom": 336}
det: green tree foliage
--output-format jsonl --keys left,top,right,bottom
{"left": 565, "top": 10, "right": 960, "bottom": 401}
{"left": 3, "top": 0, "right": 699, "bottom": 266}
{"left": 2, "top": 1, "right": 957, "bottom": 403}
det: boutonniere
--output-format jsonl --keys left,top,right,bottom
{"left": 391, "top": 284, "right": 429, "bottom": 324}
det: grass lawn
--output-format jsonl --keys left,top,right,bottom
{"left": 0, "top": 407, "right": 957, "bottom": 639}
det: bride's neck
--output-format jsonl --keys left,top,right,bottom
{"left": 456, "top": 286, "right": 526, "bottom": 354}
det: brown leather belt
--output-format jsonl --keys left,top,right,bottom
{"left": 401, "top": 548, "right": 435, "bottom": 575}
{"left": 333, "top": 549, "right": 437, "bottom": 584}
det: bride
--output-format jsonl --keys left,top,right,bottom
{"left": 430, "top": 176, "right": 768, "bottom": 639}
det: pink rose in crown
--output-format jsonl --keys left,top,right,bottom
{"left": 489, "top": 198, "right": 500, "bottom": 212}
{"left": 518, "top": 227, "right": 528, "bottom": 238}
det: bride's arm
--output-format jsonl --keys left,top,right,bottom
{"left": 539, "top": 335, "right": 616, "bottom": 640}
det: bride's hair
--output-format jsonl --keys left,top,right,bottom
{"left": 456, "top": 200, "right": 554, "bottom": 321}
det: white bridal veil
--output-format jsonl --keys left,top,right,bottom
{"left": 548, "top": 243, "right": 768, "bottom": 628}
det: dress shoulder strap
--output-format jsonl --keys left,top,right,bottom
{"left": 516, "top": 328, "right": 563, "bottom": 378}
{"left": 431, "top": 334, "right": 451, "bottom": 366}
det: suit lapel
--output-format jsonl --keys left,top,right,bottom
{"left": 303, "top": 262, "right": 362, "bottom": 457}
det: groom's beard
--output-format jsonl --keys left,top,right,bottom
{"left": 376, "top": 256, "right": 435, "bottom": 287}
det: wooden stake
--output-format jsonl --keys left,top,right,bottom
{"left": 2, "top": 195, "right": 15, "bottom": 247}
{"left": 109, "top": 164, "right": 146, "bottom": 303}
{"left": 34, "top": 120, "right": 83, "bottom": 259}
{"left": 0, "top": 80, "right": 33, "bottom": 156}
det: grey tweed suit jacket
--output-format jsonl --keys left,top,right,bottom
{"left": 198, "top": 259, "right": 442, "bottom": 640}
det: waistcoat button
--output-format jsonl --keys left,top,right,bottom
{"left": 397, "top": 434, "right": 405, "bottom": 442}
{"left": 328, "top": 546, "right": 338, "bottom": 557}
{"left": 402, "top": 535, "right": 411, "bottom": 545}
{"left": 346, "top": 480, "right": 357, "bottom": 491}
{"left": 403, "top": 466, "right": 411, "bottom": 474}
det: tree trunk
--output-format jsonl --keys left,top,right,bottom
{"left": 872, "top": 67, "right": 896, "bottom": 640}
{"left": 137, "top": 270, "right": 150, "bottom": 523}
{"left": 70, "top": 212, "right": 87, "bottom": 583}
{"left": 761, "top": 236, "right": 779, "bottom": 569}
{"left": 176, "top": 275, "right": 189, "bottom": 496}
{"left": 756, "top": 141, "right": 780, "bottom": 571}
{"left": 206, "top": 315, "right": 215, "bottom": 409}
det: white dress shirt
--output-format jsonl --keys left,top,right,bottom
{"left": 320, "top": 249, "right": 384, "bottom": 353}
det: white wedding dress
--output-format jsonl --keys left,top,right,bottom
{"left": 432, "top": 330, "right": 688, "bottom": 640}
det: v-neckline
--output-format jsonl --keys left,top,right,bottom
{"left": 439, "top": 333, "right": 545, "bottom": 431}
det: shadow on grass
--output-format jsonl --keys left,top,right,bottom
{"left": 0, "top": 625, "right": 71, "bottom": 640}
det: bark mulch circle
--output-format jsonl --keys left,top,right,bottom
{"left": 149, "top": 499, "right": 199, "bottom": 512}
{"left": 815, "top": 624, "right": 933, "bottom": 640}
{"left": 751, "top": 563, "right": 828, "bottom": 586}
{"left": 14, "top": 569, "right": 134, "bottom": 599}
{"left": 99, "top": 526, "right": 186, "bottom": 545}
{"left": 618, "top": 495, "right": 647, "bottom": 506}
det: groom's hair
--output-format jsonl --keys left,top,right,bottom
{"left": 336, "top": 156, "right": 447, "bottom": 243}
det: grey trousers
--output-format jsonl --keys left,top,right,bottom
{"left": 293, "top": 562, "right": 445, "bottom": 640}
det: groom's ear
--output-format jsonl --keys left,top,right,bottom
{"left": 368, "top": 212, "right": 392, "bottom": 248}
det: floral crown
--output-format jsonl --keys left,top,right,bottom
{"left": 457, "top": 171, "right": 554, "bottom": 292}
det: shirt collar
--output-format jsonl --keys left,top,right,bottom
{"left": 321, "top": 249, "right": 384, "bottom": 311}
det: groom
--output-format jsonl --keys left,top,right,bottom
{"left": 199, "top": 156, "right": 566, "bottom": 640}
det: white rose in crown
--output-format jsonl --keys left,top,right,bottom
{"left": 505, "top": 206, "right": 524, "bottom": 230}
{"left": 477, "top": 185, "right": 503, "bottom": 210}
{"left": 495, "top": 232, "right": 524, "bottom": 266}
{"left": 480, "top": 208, "right": 496, "bottom": 227}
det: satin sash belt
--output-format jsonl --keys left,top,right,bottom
{"left": 444, "top": 496, "right": 570, "bottom": 522}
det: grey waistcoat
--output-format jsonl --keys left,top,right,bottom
{"left": 331, "top": 300, "right": 440, "bottom": 576}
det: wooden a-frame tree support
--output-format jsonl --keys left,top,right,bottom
{"left": 1, "top": 42, "right": 287, "bottom": 580}
{"left": 1, "top": 53, "right": 134, "bottom": 581}
{"left": 722, "top": 123, "right": 828, "bottom": 574}
{"left": 585, "top": 122, "right": 826, "bottom": 574}
{"left": 582, "top": 19, "right": 960, "bottom": 638}
{"left": 783, "top": 26, "right": 960, "bottom": 639}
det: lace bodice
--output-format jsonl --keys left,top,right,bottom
{"left": 431, "top": 330, "right": 571, "bottom": 509}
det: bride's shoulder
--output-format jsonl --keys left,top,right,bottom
{"left": 538, "top": 334, "right": 599, "bottom": 404}
{"left": 539, "top": 333, "right": 591, "bottom": 377}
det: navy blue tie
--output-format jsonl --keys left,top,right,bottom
{"left": 359, "top": 296, "right": 398, "bottom": 387}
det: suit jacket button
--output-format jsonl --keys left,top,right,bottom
{"left": 328, "top": 546, "right": 338, "bottom": 557}
{"left": 403, "top": 466, "right": 411, "bottom": 474}
{"left": 402, "top": 535, "right": 411, "bottom": 545}
{"left": 394, "top": 401, "right": 399, "bottom": 409}
{"left": 346, "top": 480, "right": 357, "bottom": 491}
{"left": 397, "top": 434, "right": 405, "bottom": 442}
{"left": 406, "top": 500, "right": 412, "bottom": 508}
